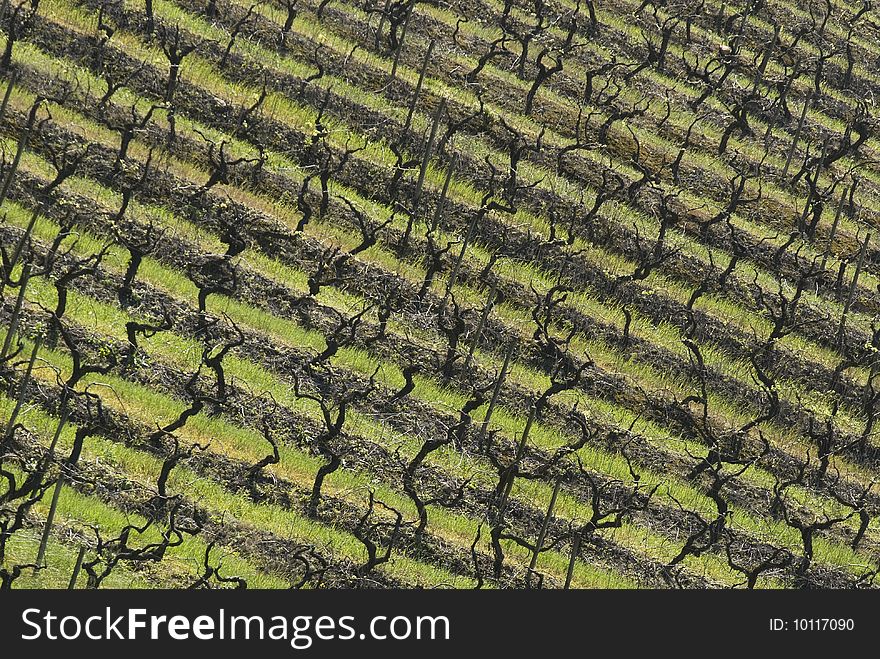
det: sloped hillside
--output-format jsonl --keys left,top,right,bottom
{"left": 2, "top": 0, "right": 880, "bottom": 589}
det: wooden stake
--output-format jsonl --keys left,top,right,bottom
{"left": 564, "top": 534, "right": 581, "bottom": 589}
{"left": 474, "top": 342, "right": 515, "bottom": 448}
{"left": 68, "top": 546, "right": 85, "bottom": 589}
{"left": 403, "top": 39, "right": 435, "bottom": 137}
{"left": 430, "top": 156, "right": 456, "bottom": 233}
{"left": 498, "top": 404, "right": 536, "bottom": 514}
{"left": 0, "top": 68, "right": 18, "bottom": 125}
{"left": 837, "top": 231, "right": 870, "bottom": 348}
{"left": 528, "top": 478, "right": 562, "bottom": 578}
{"left": 782, "top": 91, "right": 813, "bottom": 180}
{"left": 0, "top": 208, "right": 38, "bottom": 301}
{"left": 1, "top": 262, "right": 31, "bottom": 360}
{"left": 388, "top": 0, "right": 415, "bottom": 83}
{"left": 443, "top": 212, "right": 478, "bottom": 304}
{"left": 464, "top": 280, "right": 497, "bottom": 372}
{"left": 819, "top": 186, "right": 847, "bottom": 274}
{"left": 3, "top": 335, "right": 40, "bottom": 442}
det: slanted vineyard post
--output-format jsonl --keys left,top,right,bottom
{"left": 0, "top": 69, "right": 17, "bottom": 125}
{"left": 3, "top": 335, "right": 40, "bottom": 443}
{"left": 496, "top": 403, "right": 536, "bottom": 516}
{"left": 374, "top": 0, "right": 392, "bottom": 51}
{"left": 0, "top": 208, "right": 37, "bottom": 300}
{"left": 402, "top": 97, "right": 447, "bottom": 248}
{"left": 36, "top": 476, "right": 64, "bottom": 568}
{"left": 0, "top": 97, "right": 40, "bottom": 208}
{"left": 799, "top": 137, "right": 828, "bottom": 237}
{"left": 527, "top": 478, "right": 562, "bottom": 583}
{"left": 35, "top": 404, "right": 70, "bottom": 567}
{"left": 818, "top": 186, "right": 847, "bottom": 274}
{"left": 403, "top": 39, "right": 435, "bottom": 137}
{"left": 443, "top": 210, "right": 479, "bottom": 304}
{"left": 837, "top": 231, "right": 870, "bottom": 348}
{"left": 564, "top": 534, "right": 580, "bottom": 589}
{"left": 0, "top": 261, "right": 30, "bottom": 360}
{"left": 388, "top": 0, "right": 415, "bottom": 84}
{"left": 464, "top": 280, "right": 497, "bottom": 372}
{"left": 68, "top": 546, "right": 85, "bottom": 589}
{"left": 429, "top": 156, "right": 456, "bottom": 234}
{"left": 474, "top": 342, "right": 516, "bottom": 449}
{"left": 782, "top": 91, "right": 812, "bottom": 180}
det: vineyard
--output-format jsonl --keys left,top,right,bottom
{"left": 1, "top": 0, "right": 880, "bottom": 590}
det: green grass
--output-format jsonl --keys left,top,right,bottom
{"left": 8, "top": 248, "right": 870, "bottom": 582}
{"left": 3, "top": 117, "right": 874, "bottom": 578}
{"left": 1, "top": 0, "right": 877, "bottom": 589}
{"left": 3, "top": 56, "right": 871, "bottom": 477}
{"left": 39, "top": 0, "right": 880, "bottom": 342}
{"left": 7, "top": 180, "right": 876, "bottom": 529}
